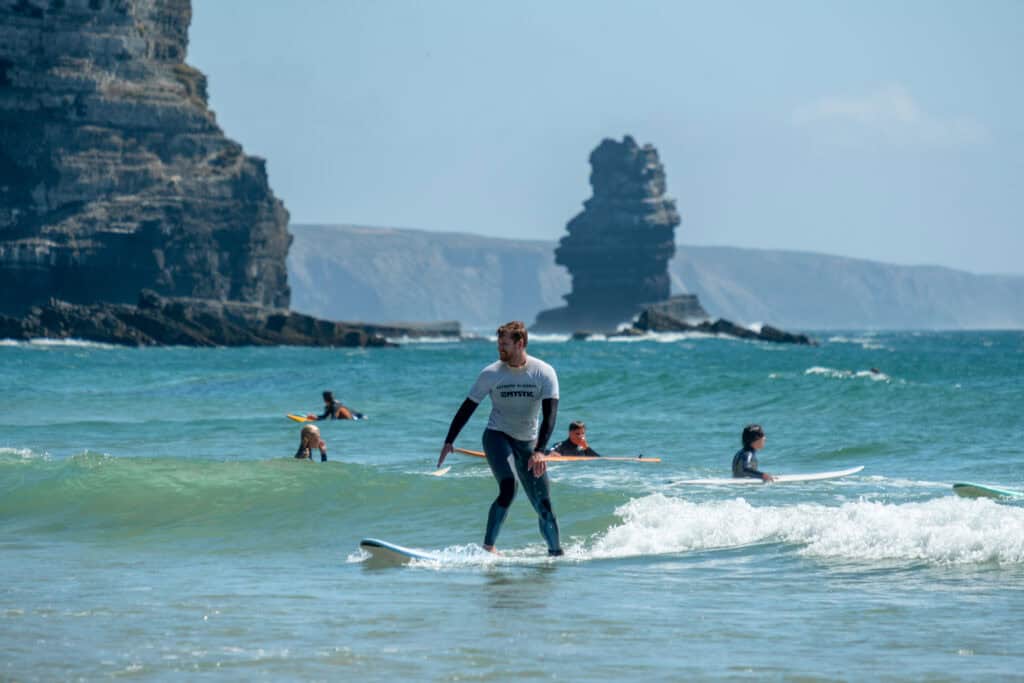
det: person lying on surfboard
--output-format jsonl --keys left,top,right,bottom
{"left": 295, "top": 424, "right": 327, "bottom": 462}
{"left": 306, "top": 390, "right": 365, "bottom": 421}
{"left": 731, "top": 424, "right": 774, "bottom": 482}
{"left": 547, "top": 421, "right": 600, "bottom": 457}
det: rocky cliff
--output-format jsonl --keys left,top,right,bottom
{"left": 532, "top": 135, "right": 680, "bottom": 332}
{"left": 0, "top": 0, "right": 291, "bottom": 316}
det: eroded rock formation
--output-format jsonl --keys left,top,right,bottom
{"left": 0, "top": 0, "right": 291, "bottom": 315}
{"left": 533, "top": 135, "right": 680, "bottom": 332}
{"left": 0, "top": 289, "right": 416, "bottom": 347}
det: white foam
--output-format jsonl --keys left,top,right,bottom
{"left": 384, "top": 336, "right": 462, "bottom": 345}
{"left": 0, "top": 447, "right": 43, "bottom": 460}
{"left": 588, "top": 494, "right": 1024, "bottom": 565}
{"left": 0, "top": 338, "right": 119, "bottom": 349}
{"left": 805, "top": 366, "right": 889, "bottom": 381}
{"left": 826, "top": 335, "right": 886, "bottom": 350}
{"left": 607, "top": 331, "right": 721, "bottom": 344}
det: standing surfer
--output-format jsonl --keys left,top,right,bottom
{"left": 437, "top": 321, "right": 564, "bottom": 556}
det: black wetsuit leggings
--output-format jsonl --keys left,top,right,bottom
{"left": 482, "top": 428, "right": 561, "bottom": 553}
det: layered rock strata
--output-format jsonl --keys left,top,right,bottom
{"left": 0, "top": 290, "right": 462, "bottom": 347}
{"left": 0, "top": 0, "right": 291, "bottom": 316}
{"left": 533, "top": 135, "right": 680, "bottom": 332}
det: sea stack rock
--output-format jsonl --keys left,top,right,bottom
{"left": 532, "top": 136, "right": 680, "bottom": 332}
{"left": 0, "top": 0, "right": 291, "bottom": 315}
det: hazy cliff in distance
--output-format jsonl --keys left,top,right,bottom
{"left": 288, "top": 224, "right": 1024, "bottom": 331}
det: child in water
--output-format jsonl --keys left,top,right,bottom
{"left": 295, "top": 424, "right": 327, "bottom": 462}
{"left": 548, "top": 421, "right": 600, "bottom": 457}
{"left": 731, "top": 424, "right": 773, "bottom": 481}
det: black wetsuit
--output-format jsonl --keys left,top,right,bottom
{"left": 732, "top": 447, "right": 764, "bottom": 478}
{"left": 318, "top": 400, "right": 364, "bottom": 420}
{"left": 548, "top": 440, "right": 600, "bottom": 457}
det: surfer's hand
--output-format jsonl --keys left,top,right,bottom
{"left": 438, "top": 443, "right": 453, "bottom": 468}
{"left": 306, "top": 414, "right": 317, "bottom": 420}
{"left": 529, "top": 451, "right": 547, "bottom": 477}
{"left": 762, "top": 473, "right": 775, "bottom": 483}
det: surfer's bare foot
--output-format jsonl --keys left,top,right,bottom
{"left": 482, "top": 544, "right": 501, "bottom": 555}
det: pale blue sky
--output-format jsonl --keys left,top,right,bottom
{"left": 189, "top": 1, "right": 1023, "bottom": 275}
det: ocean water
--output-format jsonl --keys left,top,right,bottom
{"left": 2, "top": 331, "right": 1023, "bottom": 681}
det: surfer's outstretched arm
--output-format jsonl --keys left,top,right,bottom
{"left": 438, "top": 398, "right": 479, "bottom": 467}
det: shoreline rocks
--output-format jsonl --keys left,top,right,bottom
{"left": 0, "top": 290, "right": 460, "bottom": 347}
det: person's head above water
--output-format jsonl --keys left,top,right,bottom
{"left": 301, "top": 423, "right": 321, "bottom": 445}
{"left": 742, "top": 424, "right": 765, "bottom": 448}
{"left": 322, "top": 391, "right": 334, "bottom": 403}
{"left": 568, "top": 421, "right": 587, "bottom": 447}
{"left": 496, "top": 321, "right": 528, "bottom": 366}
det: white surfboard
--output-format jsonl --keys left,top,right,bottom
{"left": 952, "top": 482, "right": 1024, "bottom": 499}
{"left": 359, "top": 538, "right": 438, "bottom": 565}
{"left": 671, "top": 465, "right": 864, "bottom": 486}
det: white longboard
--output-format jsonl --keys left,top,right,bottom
{"left": 952, "top": 482, "right": 1024, "bottom": 499}
{"left": 360, "top": 538, "right": 437, "bottom": 565}
{"left": 672, "top": 465, "right": 864, "bottom": 486}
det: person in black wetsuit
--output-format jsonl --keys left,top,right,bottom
{"left": 548, "top": 421, "right": 600, "bottom": 457}
{"left": 295, "top": 424, "right": 327, "bottom": 462}
{"left": 437, "top": 321, "right": 563, "bottom": 556}
{"left": 732, "top": 424, "right": 774, "bottom": 481}
{"left": 307, "top": 391, "right": 364, "bottom": 421}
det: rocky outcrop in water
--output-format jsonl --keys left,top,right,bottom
{"left": 0, "top": 0, "right": 291, "bottom": 316}
{"left": 624, "top": 303, "right": 815, "bottom": 345}
{"left": 533, "top": 135, "right": 680, "bottom": 332}
{"left": 0, "top": 289, "right": 455, "bottom": 347}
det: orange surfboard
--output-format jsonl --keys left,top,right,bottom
{"left": 454, "top": 447, "right": 660, "bottom": 463}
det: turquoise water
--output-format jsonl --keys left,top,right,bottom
{"left": 2, "top": 331, "right": 1023, "bottom": 681}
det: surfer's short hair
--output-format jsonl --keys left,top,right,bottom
{"left": 497, "top": 321, "right": 528, "bottom": 347}
{"left": 322, "top": 390, "right": 334, "bottom": 401}
{"left": 742, "top": 424, "right": 765, "bottom": 447}
{"left": 568, "top": 421, "right": 585, "bottom": 433}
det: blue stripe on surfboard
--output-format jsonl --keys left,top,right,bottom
{"left": 360, "top": 538, "right": 437, "bottom": 563}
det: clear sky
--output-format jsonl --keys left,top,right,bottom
{"left": 189, "top": 0, "right": 1024, "bottom": 275}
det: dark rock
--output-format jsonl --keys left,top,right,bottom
{"left": 627, "top": 305, "right": 815, "bottom": 345}
{"left": 644, "top": 295, "right": 709, "bottom": 323}
{"left": 0, "top": 0, "right": 291, "bottom": 316}
{"left": 533, "top": 136, "right": 680, "bottom": 332}
{"left": 0, "top": 290, "right": 462, "bottom": 347}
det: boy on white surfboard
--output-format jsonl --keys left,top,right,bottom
{"left": 732, "top": 424, "right": 775, "bottom": 482}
